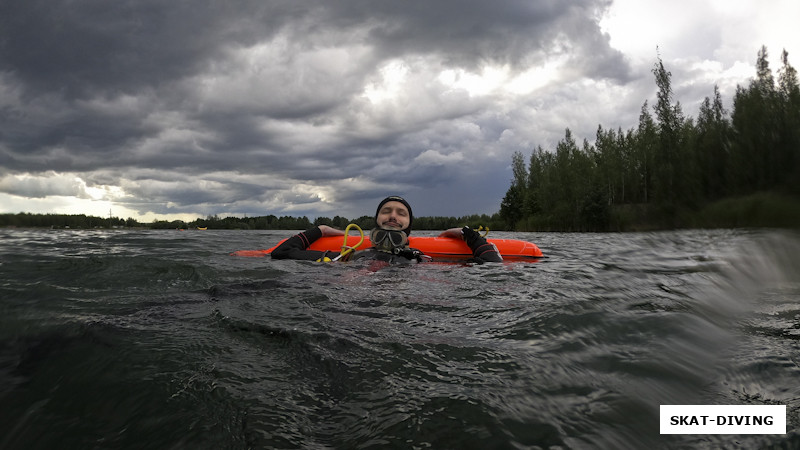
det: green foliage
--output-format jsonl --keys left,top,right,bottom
{"left": 414, "top": 213, "right": 505, "bottom": 231}
{"left": 692, "top": 192, "right": 800, "bottom": 228}
{"left": 2, "top": 212, "right": 506, "bottom": 231}
{"left": 0, "top": 213, "right": 131, "bottom": 229}
{"left": 499, "top": 151, "right": 527, "bottom": 228}
{"left": 504, "top": 46, "right": 800, "bottom": 231}
{"left": 505, "top": 129, "right": 610, "bottom": 231}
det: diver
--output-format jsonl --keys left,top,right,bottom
{"left": 270, "top": 196, "right": 503, "bottom": 263}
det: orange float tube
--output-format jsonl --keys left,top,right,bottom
{"left": 232, "top": 235, "right": 543, "bottom": 261}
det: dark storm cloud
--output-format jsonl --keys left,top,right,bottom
{"left": 324, "top": 0, "right": 621, "bottom": 70}
{"left": 0, "top": 0, "right": 628, "bottom": 218}
{"left": 0, "top": 0, "right": 294, "bottom": 97}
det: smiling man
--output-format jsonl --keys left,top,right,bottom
{"left": 375, "top": 196, "right": 412, "bottom": 232}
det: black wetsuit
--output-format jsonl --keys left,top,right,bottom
{"left": 270, "top": 226, "right": 502, "bottom": 263}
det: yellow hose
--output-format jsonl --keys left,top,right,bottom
{"left": 332, "top": 223, "right": 364, "bottom": 261}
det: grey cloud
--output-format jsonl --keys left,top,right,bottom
{"left": 0, "top": 0, "right": 292, "bottom": 97}
{"left": 331, "top": 0, "right": 607, "bottom": 68}
{"left": 0, "top": 172, "right": 88, "bottom": 198}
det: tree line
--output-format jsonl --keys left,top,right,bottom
{"left": 1, "top": 212, "right": 505, "bottom": 231}
{"left": 0, "top": 213, "right": 136, "bottom": 229}
{"left": 500, "top": 46, "right": 800, "bottom": 231}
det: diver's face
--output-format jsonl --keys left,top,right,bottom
{"left": 376, "top": 201, "right": 410, "bottom": 231}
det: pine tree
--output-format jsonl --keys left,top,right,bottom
{"left": 524, "top": 146, "right": 545, "bottom": 217}
{"left": 777, "top": 49, "right": 800, "bottom": 191}
{"left": 652, "top": 55, "right": 686, "bottom": 211}
{"left": 695, "top": 85, "right": 731, "bottom": 200}
{"left": 499, "top": 151, "right": 527, "bottom": 229}
{"left": 635, "top": 101, "right": 657, "bottom": 204}
{"left": 731, "top": 46, "right": 780, "bottom": 192}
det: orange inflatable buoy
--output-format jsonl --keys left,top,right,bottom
{"left": 232, "top": 236, "right": 543, "bottom": 261}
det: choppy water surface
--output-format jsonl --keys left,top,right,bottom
{"left": 1, "top": 228, "right": 799, "bottom": 449}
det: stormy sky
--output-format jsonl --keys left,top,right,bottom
{"left": 1, "top": 0, "right": 798, "bottom": 222}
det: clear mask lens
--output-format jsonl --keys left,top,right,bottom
{"left": 370, "top": 229, "right": 408, "bottom": 249}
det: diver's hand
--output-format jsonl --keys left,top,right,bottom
{"left": 318, "top": 225, "right": 345, "bottom": 236}
{"left": 438, "top": 228, "right": 465, "bottom": 240}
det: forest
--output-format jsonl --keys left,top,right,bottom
{"left": 0, "top": 212, "right": 505, "bottom": 231}
{"left": 500, "top": 46, "right": 800, "bottom": 231}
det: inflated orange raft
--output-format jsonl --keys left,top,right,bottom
{"left": 232, "top": 235, "right": 543, "bottom": 261}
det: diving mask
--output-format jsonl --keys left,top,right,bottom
{"left": 370, "top": 228, "right": 408, "bottom": 252}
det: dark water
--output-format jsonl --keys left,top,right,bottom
{"left": 1, "top": 228, "right": 799, "bottom": 449}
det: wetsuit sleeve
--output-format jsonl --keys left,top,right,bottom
{"left": 462, "top": 227, "right": 503, "bottom": 263}
{"left": 270, "top": 227, "right": 340, "bottom": 261}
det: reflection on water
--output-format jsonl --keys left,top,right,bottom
{"left": 0, "top": 228, "right": 798, "bottom": 449}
